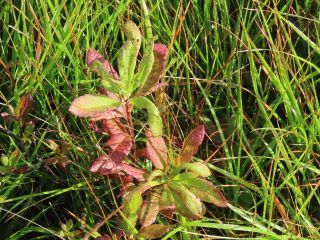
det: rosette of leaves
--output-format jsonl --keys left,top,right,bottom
{"left": 119, "top": 125, "right": 227, "bottom": 239}
{"left": 69, "top": 16, "right": 168, "bottom": 179}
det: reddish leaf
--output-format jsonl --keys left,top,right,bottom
{"left": 105, "top": 133, "right": 132, "bottom": 161}
{"left": 12, "top": 166, "right": 28, "bottom": 174}
{"left": 143, "top": 82, "right": 168, "bottom": 96}
{"left": 69, "top": 94, "right": 121, "bottom": 118}
{"left": 90, "top": 109, "right": 124, "bottom": 121}
{"left": 135, "top": 149, "right": 148, "bottom": 158}
{"left": 118, "top": 175, "right": 134, "bottom": 197}
{"left": 139, "top": 194, "right": 160, "bottom": 227}
{"left": 43, "top": 156, "right": 69, "bottom": 169}
{"left": 90, "top": 156, "right": 145, "bottom": 181}
{"left": 103, "top": 118, "right": 133, "bottom": 164}
{"left": 159, "top": 204, "right": 175, "bottom": 219}
{"left": 137, "top": 44, "right": 168, "bottom": 95}
{"left": 101, "top": 118, "right": 127, "bottom": 136}
{"left": 138, "top": 224, "right": 170, "bottom": 239}
{"left": 90, "top": 155, "right": 120, "bottom": 174}
{"left": 146, "top": 130, "right": 168, "bottom": 169}
{"left": 87, "top": 48, "right": 119, "bottom": 80}
{"left": 17, "top": 93, "right": 33, "bottom": 120}
{"left": 0, "top": 112, "right": 18, "bottom": 122}
{"left": 175, "top": 125, "right": 205, "bottom": 165}
{"left": 118, "top": 163, "right": 146, "bottom": 182}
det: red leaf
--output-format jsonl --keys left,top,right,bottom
{"left": 137, "top": 43, "right": 168, "bottom": 95}
{"left": 106, "top": 133, "right": 132, "bottom": 158}
{"left": 17, "top": 93, "right": 33, "bottom": 120}
{"left": 159, "top": 205, "right": 175, "bottom": 219}
{"left": 146, "top": 130, "right": 168, "bottom": 169}
{"left": 90, "top": 109, "right": 124, "bottom": 121}
{"left": 118, "top": 163, "right": 146, "bottom": 181}
{"left": 175, "top": 125, "right": 205, "bottom": 165}
{"left": 103, "top": 118, "right": 133, "bottom": 164}
{"left": 90, "top": 156, "right": 145, "bottom": 181}
{"left": 87, "top": 48, "right": 119, "bottom": 80}
{"left": 90, "top": 155, "right": 120, "bottom": 174}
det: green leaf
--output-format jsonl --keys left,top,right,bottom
{"left": 178, "top": 177, "right": 227, "bottom": 208}
{"left": 167, "top": 181, "right": 203, "bottom": 218}
{"left": 121, "top": 189, "right": 143, "bottom": 234}
{"left": 90, "top": 60, "right": 124, "bottom": 93}
{"left": 0, "top": 154, "right": 9, "bottom": 167}
{"left": 118, "top": 21, "right": 141, "bottom": 95}
{"left": 138, "top": 224, "right": 170, "bottom": 239}
{"left": 123, "top": 190, "right": 143, "bottom": 217}
{"left": 159, "top": 186, "right": 174, "bottom": 207}
{"left": 130, "top": 96, "right": 163, "bottom": 136}
{"left": 177, "top": 162, "right": 211, "bottom": 178}
{"left": 69, "top": 94, "right": 121, "bottom": 118}
{"left": 133, "top": 46, "right": 154, "bottom": 92}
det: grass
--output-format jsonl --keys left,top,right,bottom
{"left": 0, "top": 0, "right": 320, "bottom": 239}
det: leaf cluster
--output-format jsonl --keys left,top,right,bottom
{"left": 68, "top": 10, "right": 226, "bottom": 239}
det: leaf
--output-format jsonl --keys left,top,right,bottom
{"left": 167, "top": 181, "right": 203, "bottom": 218}
{"left": 145, "top": 130, "right": 168, "bottom": 169}
{"left": 118, "top": 163, "right": 146, "bottom": 182}
{"left": 178, "top": 162, "right": 211, "bottom": 178}
{"left": 69, "top": 94, "right": 121, "bottom": 118}
{"left": 142, "top": 82, "right": 168, "bottom": 96}
{"left": 87, "top": 48, "right": 119, "bottom": 80}
{"left": 136, "top": 43, "right": 168, "bottom": 96}
{"left": 90, "top": 156, "right": 145, "bottom": 181}
{"left": 123, "top": 190, "right": 143, "bottom": 216}
{"left": 103, "top": 118, "right": 133, "bottom": 163}
{"left": 105, "top": 130, "right": 132, "bottom": 163}
{"left": 179, "top": 177, "right": 227, "bottom": 208}
{"left": 121, "top": 189, "right": 143, "bottom": 234}
{"left": 118, "top": 21, "right": 141, "bottom": 94}
{"left": 137, "top": 224, "right": 170, "bottom": 239}
{"left": 43, "top": 156, "right": 69, "bottom": 169}
{"left": 130, "top": 96, "right": 163, "bottom": 136}
{"left": 90, "top": 155, "right": 119, "bottom": 174}
{"left": 159, "top": 187, "right": 174, "bottom": 207}
{"left": 139, "top": 194, "right": 160, "bottom": 227}
{"left": 175, "top": 125, "right": 205, "bottom": 165}
{"left": 86, "top": 49, "right": 126, "bottom": 115}
{"left": 90, "top": 60, "right": 124, "bottom": 93}
{"left": 133, "top": 44, "right": 154, "bottom": 91}
{"left": 17, "top": 93, "right": 33, "bottom": 120}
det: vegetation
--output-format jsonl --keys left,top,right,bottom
{"left": 1, "top": 0, "right": 320, "bottom": 239}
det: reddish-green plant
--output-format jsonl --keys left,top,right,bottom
{"left": 69, "top": 3, "right": 227, "bottom": 239}
{"left": 69, "top": 18, "right": 167, "bottom": 179}
{"left": 119, "top": 125, "right": 227, "bottom": 239}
